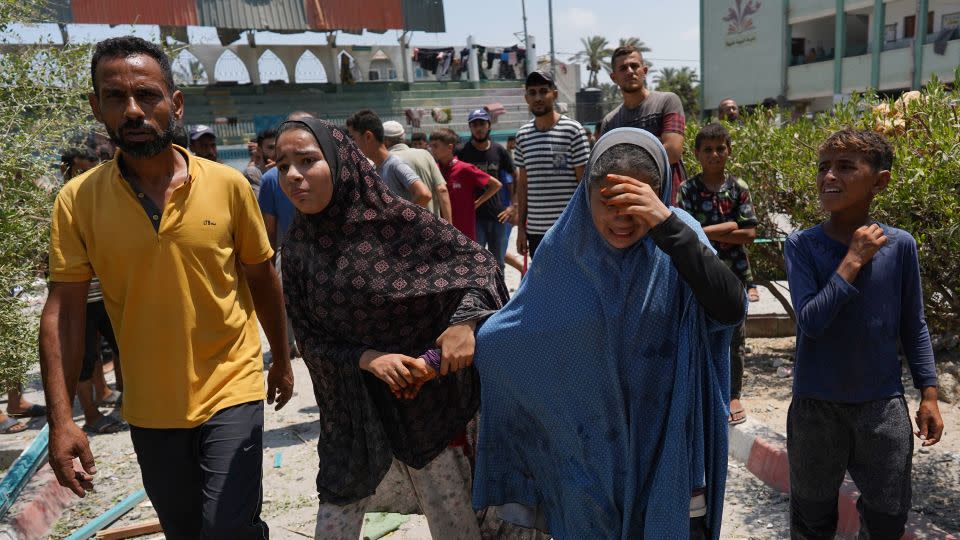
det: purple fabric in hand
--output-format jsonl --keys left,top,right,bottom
{"left": 420, "top": 349, "right": 442, "bottom": 373}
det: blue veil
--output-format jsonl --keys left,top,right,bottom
{"left": 472, "top": 128, "right": 735, "bottom": 539}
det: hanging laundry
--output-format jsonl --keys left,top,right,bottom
{"left": 340, "top": 54, "right": 355, "bottom": 85}
{"left": 507, "top": 51, "right": 518, "bottom": 66}
{"left": 437, "top": 53, "right": 453, "bottom": 78}
{"left": 451, "top": 56, "right": 462, "bottom": 80}
{"left": 350, "top": 60, "right": 362, "bottom": 82}
{"left": 415, "top": 47, "right": 455, "bottom": 75}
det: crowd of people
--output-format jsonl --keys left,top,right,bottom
{"left": 35, "top": 35, "right": 946, "bottom": 540}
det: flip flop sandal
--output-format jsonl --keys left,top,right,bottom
{"left": 728, "top": 408, "right": 747, "bottom": 426}
{"left": 96, "top": 391, "right": 122, "bottom": 408}
{"left": 0, "top": 417, "right": 27, "bottom": 434}
{"left": 83, "top": 416, "right": 127, "bottom": 434}
{"left": 9, "top": 404, "right": 46, "bottom": 418}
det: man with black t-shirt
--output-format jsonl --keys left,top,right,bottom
{"left": 456, "top": 109, "right": 515, "bottom": 270}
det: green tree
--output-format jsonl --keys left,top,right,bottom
{"left": 173, "top": 54, "right": 208, "bottom": 86}
{"left": 0, "top": 0, "right": 95, "bottom": 385}
{"left": 653, "top": 66, "right": 700, "bottom": 117}
{"left": 612, "top": 37, "right": 652, "bottom": 68}
{"left": 598, "top": 82, "right": 621, "bottom": 114}
{"left": 682, "top": 77, "right": 960, "bottom": 334}
{"left": 571, "top": 35, "right": 611, "bottom": 88}
{"left": 616, "top": 37, "right": 651, "bottom": 51}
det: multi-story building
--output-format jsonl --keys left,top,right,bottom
{"left": 701, "top": 0, "right": 960, "bottom": 115}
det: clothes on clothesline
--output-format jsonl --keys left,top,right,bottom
{"left": 436, "top": 52, "right": 453, "bottom": 77}
{"left": 413, "top": 47, "right": 455, "bottom": 74}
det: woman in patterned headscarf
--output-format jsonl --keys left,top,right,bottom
{"left": 274, "top": 118, "right": 507, "bottom": 540}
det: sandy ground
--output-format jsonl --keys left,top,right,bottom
{"left": 9, "top": 236, "right": 958, "bottom": 538}
{"left": 37, "top": 353, "right": 797, "bottom": 540}
{"left": 741, "top": 337, "right": 960, "bottom": 534}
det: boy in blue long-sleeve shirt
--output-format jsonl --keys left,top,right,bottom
{"left": 785, "top": 129, "right": 943, "bottom": 540}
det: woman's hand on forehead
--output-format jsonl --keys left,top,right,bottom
{"left": 600, "top": 174, "right": 671, "bottom": 228}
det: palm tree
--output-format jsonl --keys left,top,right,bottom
{"left": 653, "top": 67, "right": 701, "bottom": 117}
{"left": 617, "top": 37, "right": 651, "bottom": 53}
{"left": 571, "top": 36, "right": 611, "bottom": 88}
{"left": 608, "top": 37, "right": 654, "bottom": 71}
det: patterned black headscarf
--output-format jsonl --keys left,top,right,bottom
{"left": 278, "top": 118, "right": 508, "bottom": 504}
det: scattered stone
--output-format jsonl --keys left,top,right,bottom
{"left": 772, "top": 358, "right": 793, "bottom": 368}
{"left": 937, "top": 372, "right": 959, "bottom": 404}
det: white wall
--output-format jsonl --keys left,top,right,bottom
{"left": 792, "top": 16, "right": 837, "bottom": 54}
{"left": 702, "top": 0, "right": 787, "bottom": 109}
{"left": 884, "top": 0, "right": 960, "bottom": 40}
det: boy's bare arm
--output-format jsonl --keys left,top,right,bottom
{"left": 702, "top": 222, "right": 738, "bottom": 240}
{"left": 474, "top": 176, "right": 502, "bottom": 209}
{"left": 713, "top": 226, "right": 757, "bottom": 245}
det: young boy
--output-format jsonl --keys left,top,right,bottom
{"left": 785, "top": 128, "right": 943, "bottom": 539}
{"left": 429, "top": 128, "right": 501, "bottom": 240}
{"left": 679, "top": 122, "right": 757, "bottom": 426}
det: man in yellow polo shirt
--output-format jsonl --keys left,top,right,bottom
{"left": 39, "top": 36, "right": 293, "bottom": 539}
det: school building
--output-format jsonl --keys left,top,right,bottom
{"left": 700, "top": 0, "right": 960, "bottom": 115}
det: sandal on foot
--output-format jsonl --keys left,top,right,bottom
{"left": 9, "top": 404, "right": 47, "bottom": 418}
{"left": 96, "top": 391, "right": 122, "bottom": 408}
{"left": 83, "top": 416, "right": 127, "bottom": 434}
{"left": 0, "top": 417, "right": 27, "bottom": 434}
{"left": 728, "top": 408, "right": 747, "bottom": 426}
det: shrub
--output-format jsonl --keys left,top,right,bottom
{"left": 683, "top": 72, "right": 960, "bottom": 334}
{"left": 0, "top": 1, "right": 95, "bottom": 385}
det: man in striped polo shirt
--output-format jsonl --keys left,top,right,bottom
{"left": 515, "top": 70, "right": 590, "bottom": 258}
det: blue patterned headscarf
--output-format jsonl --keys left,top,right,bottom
{"left": 473, "top": 128, "right": 734, "bottom": 539}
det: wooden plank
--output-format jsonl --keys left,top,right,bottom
{"left": 65, "top": 489, "right": 147, "bottom": 540}
{"left": 95, "top": 519, "right": 162, "bottom": 540}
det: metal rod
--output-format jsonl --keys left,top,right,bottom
{"left": 522, "top": 0, "right": 530, "bottom": 75}
{"left": 0, "top": 424, "right": 49, "bottom": 520}
{"left": 65, "top": 489, "right": 148, "bottom": 540}
{"left": 548, "top": 0, "right": 556, "bottom": 76}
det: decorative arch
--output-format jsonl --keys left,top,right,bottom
{"left": 336, "top": 50, "right": 361, "bottom": 83}
{"left": 368, "top": 49, "right": 397, "bottom": 81}
{"left": 294, "top": 50, "right": 328, "bottom": 83}
{"left": 213, "top": 50, "right": 251, "bottom": 84}
{"left": 257, "top": 49, "right": 289, "bottom": 84}
{"left": 172, "top": 49, "right": 209, "bottom": 86}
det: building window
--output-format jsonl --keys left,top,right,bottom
{"left": 884, "top": 23, "right": 897, "bottom": 42}
{"left": 368, "top": 70, "right": 380, "bottom": 81}
{"left": 905, "top": 12, "right": 936, "bottom": 38}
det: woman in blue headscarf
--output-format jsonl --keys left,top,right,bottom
{"left": 472, "top": 128, "right": 746, "bottom": 539}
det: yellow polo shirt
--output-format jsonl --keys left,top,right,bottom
{"left": 49, "top": 146, "right": 274, "bottom": 428}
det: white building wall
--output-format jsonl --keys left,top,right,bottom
{"left": 702, "top": 0, "right": 787, "bottom": 111}
{"left": 704, "top": 0, "right": 959, "bottom": 113}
